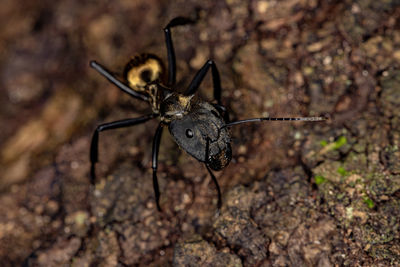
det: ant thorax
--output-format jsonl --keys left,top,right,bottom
{"left": 147, "top": 83, "right": 162, "bottom": 114}
{"left": 160, "top": 93, "right": 194, "bottom": 122}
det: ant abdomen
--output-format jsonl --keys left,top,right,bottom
{"left": 123, "top": 53, "right": 165, "bottom": 93}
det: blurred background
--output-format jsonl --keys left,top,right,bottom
{"left": 0, "top": 0, "right": 399, "bottom": 266}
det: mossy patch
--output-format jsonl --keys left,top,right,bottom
{"left": 363, "top": 196, "right": 375, "bottom": 209}
{"left": 337, "top": 166, "right": 348, "bottom": 176}
{"left": 315, "top": 175, "right": 326, "bottom": 185}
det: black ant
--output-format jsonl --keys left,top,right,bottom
{"left": 89, "top": 17, "right": 325, "bottom": 211}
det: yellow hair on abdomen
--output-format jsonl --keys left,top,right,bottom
{"left": 124, "top": 54, "right": 164, "bottom": 92}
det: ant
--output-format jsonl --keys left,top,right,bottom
{"left": 89, "top": 17, "right": 325, "bottom": 212}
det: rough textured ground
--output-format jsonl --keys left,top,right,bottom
{"left": 1, "top": 0, "right": 399, "bottom": 266}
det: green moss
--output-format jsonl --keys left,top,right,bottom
{"left": 363, "top": 196, "right": 375, "bottom": 209}
{"left": 337, "top": 166, "right": 348, "bottom": 176}
{"left": 333, "top": 136, "right": 347, "bottom": 150}
{"left": 320, "top": 136, "right": 348, "bottom": 152}
{"left": 315, "top": 175, "right": 327, "bottom": 185}
{"left": 320, "top": 140, "right": 328, "bottom": 147}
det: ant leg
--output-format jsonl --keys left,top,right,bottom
{"left": 213, "top": 103, "right": 230, "bottom": 123}
{"left": 152, "top": 123, "right": 164, "bottom": 211}
{"left": 90, "top": 61, "right": 149, "bottom": 101}
{"left": 90, "top": 114, "right": 156, "bottom": 184}
{"left": 164, "top": 17, "right": 195, "bottom": 86}
{"left": 205, "top": 138, "right": 222, "bottom": 209}
{"left": 205, "top": 165, "right": 222, "bottom": 210}
{"left": 185, "top": 60, "right": 222, "bottom": 106}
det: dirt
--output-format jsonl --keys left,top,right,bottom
{"left": 1, "top": 0, "right": 399, "bottom": 266}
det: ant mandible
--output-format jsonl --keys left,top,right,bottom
{"left": 89, "top": 17, "right": 325, "bottom": 211}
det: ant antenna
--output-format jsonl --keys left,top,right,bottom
{"left": 222, "top": 116, "right": 327, "bottom": 129}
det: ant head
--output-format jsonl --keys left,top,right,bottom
{"left": 124, "top": 53, "right": 165, "bottom": 93}
{"left": 168, "top": 102, "right": 231, "bottom": 170}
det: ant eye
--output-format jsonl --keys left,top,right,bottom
{"left": 185, "top": 129, "right": 194, "bottom": 138}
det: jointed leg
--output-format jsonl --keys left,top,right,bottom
{"left": 185, "top": 60, "right": 222, "bottom": 106}
{"left": 90, "top": 114, "right": 156, "bottom": 184}
{"left": 152, "top": 123, "right": 164, "bottom": 211}
{"left": 90, "top": 61, "right": 149, "bottom": 101}
{"left": 205, "top": 138, "right": 222, "bottom": 209}
{"left": 164, "top": 17, "right": 195, "bottom": 86}
{"left": 206, "top": 165, "right": 222, "bottom": 210}
{"left": 213, "top": 103, "right": 230, "bottom": 123}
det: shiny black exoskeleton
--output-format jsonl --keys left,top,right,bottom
{"left": 89, "top": 17, "right": 326, "bottom": 211}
